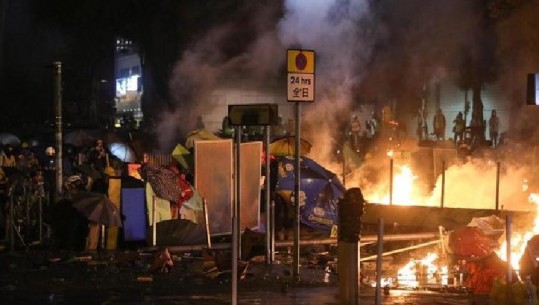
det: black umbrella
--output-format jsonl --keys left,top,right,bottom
{"left": 0, "top": 132, "right": 21, "bottom": 146}
{"left": 64, "top": 129, "right": 97, "bottom": 147}
{"left": 72, "top": 192, "right": 123, "bottom": 227}
{"left": 138, "top": 164, "right": 182, "bottom": 202}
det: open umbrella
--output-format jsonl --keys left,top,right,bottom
{"left": 72, "top": 192, "right": 122, "bottom": 227}
{"left": 171, "top": 143, "right": 192, "bottom": 171}
{"left": 273, "top": 156, "right": 345, "bottom": 231}
{"left": 138, "top": 164, "right": 182, "bottom": 202}
{"left": 109, "top": 142, "right": 136, "bottom": 163}
{"left": 269, "top": 136, "right": 312, "bottom": 156}
{"left": 185, "top": 129, "right": 221, "bottom": 149}
{"left": 0, "top": 132, "right": 21, "bottom": 146}
{"left": 64, "top": 129, "right": 97, "bottom": 147}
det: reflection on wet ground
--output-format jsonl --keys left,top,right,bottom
{"left": 92, "top": 287, "right": 471, "bottom": 305}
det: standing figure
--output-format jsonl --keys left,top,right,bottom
{"left": 432, "top": 109, "right": 446, "bottom": 141}
{"left": 347, "top": 116, "right": 362, "bottom": 153}
{"left": 87, "top": 139, "right": 109, "bottom": 173}
{"left": 416, "top": 108, "right": 429, "bottom": 142}
{"left": 221, "top": 116, "right": 234, "bottom": 138}
{"left": 195, "top": 116, "right": 205, "bottom": 130}
{"left": 453, "top": 112, "right": 466, "bottom": 145}
{"left": 489, "top": 110, "right": 500, "bottom": 148}
{"left": 366, "top": 112, "right": 378, "bottom": 139}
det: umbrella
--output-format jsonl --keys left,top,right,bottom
{"left": 72, "top": 192, "right": 122, "bottom": 227}
{"left": 177, "top": 178, "right": 204, "bottom": 211}
{"left": 64, "top": 129, "right": 97, "bottom": 147}
{"left": 185, "top": 129, "right": 221, "bottom": 149}
{"left": 171, "top": 143, "right": 192, "bottom": 171}
{"left": 138, "top": 164, "right": 182, "bottom": 202}
{"left": 0, "top": 132, "right": 21, "bottom": 146}
{"left": 109, "top": 142, "right": 136, "bottom": 163}
{"left": 269, "top": 136, "right": 312, "bottom": 156}
{"left": 273, "top": 156, "right": 345, "bottom": 231}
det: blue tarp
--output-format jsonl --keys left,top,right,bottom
{"left": 273, "top": 156, "right": 345, "bottom": 231}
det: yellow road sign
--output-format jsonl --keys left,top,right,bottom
{"left": 287, "top": 49, "right": 315, "bottom": 74}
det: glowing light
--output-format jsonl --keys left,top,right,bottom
{"left": 396, "top": 253, "right": 448, "bottom": 289}
{"left": 367, "top": 164, "right": 418, "bottom": 205}
{"left": 495, "top": 193, "right": 539, "bottom": 271}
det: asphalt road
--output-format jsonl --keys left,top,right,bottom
{"left": 0, "top": 249, "right": 472, "bottom": 305}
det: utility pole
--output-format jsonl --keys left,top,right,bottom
{"left": 53, "top": 61, "right": 63, "bottom": 202}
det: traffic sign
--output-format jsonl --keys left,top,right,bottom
{"left": 287, "top": 50, "right": 315, "bottom": 74}
{"left": 287, "top": 49, "right": 315, "bottom": 102}
{"left": 287, "top": 73, "right": 314, "bottom": 102}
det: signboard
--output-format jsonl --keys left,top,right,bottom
{"left": 228, "top": 103, "right": 279, "bottom": 126}
{"left": 287, "top": 49, "right": 315, "bottom": 102}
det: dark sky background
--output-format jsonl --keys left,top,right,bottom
{"left": 1, "top": 0, "right": 539, "bottom": 145}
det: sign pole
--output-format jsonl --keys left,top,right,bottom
{"left": 232, "top": 126, "right": 241, "bottom": 305}
{"left": 264, "top": 126, "right": 273, "bottom": 264}
{"left": 52, "top": 61, "right": 63, "bottom": 202}
{"left": 286, "top": 49, "right": 315, "bottom": 282}
{"left": 293, "top": 102, "right": 301, "bottom": 281}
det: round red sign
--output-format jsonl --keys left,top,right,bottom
{"left": 295, "top": 53, "right": 307, "bottom": 71}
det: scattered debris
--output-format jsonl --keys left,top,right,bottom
{"left": 151, "top": 248, "right": 173, "bottom": 273}
{"left": 136, "top": 275, "right": 153, "bottom": 282}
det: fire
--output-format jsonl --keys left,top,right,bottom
{"left": 495, "top": 193, "right": 539, "bottom": 271}
{"left": 355, "top": 160, "right": 539, "bottom": 284}
{"left": 366, "top": 164, "right": 420, "bottom": 205}
{"left": 396, "top": 252, "right": 448, "bottom": 289}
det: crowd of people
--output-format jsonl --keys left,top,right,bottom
{"left": 0, "top": 137, "right": 122, "bottom": 253}
{"left": 425, "top": 108, "right": 501, "bottom": 149}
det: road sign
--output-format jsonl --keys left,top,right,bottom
{"left": 287, "top": 49, "right": 315, "bottom": 102}
{"left": 228, "top": 104, "right": 279, "bottom": 126}
{"left": 287, "top": 73, "right": 315, "bottom": 102}
{"left": 287, "top": 50, "right": 315, "bottom": 74}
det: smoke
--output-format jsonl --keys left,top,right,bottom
{"left": 164, "top": 0, "right": 373, "bottom": 153}
{"left": 163, "top": 0, "right": 539, "bottom": 190}
{"left": 163, "top": 2, "right": 285, "bottom": 150}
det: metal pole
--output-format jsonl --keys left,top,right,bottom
{"left": 152, "top": 195, "right": 156, "bottom": 246}
{"left": 342, "top": 146, "right": 346, "bottom": 187}
{"left": 506, "top": 214, "right": 512, "bottom": 304}
{"left": 38, "top": 196, "right": 43, "bottom": 243}
{"left": 293, "top": 102, "right": 301, "bottom": 281}
{"left": 235, "top": 126, "right": 242, "bottom": 259}
{"left": 375, "top": 218, "right": 384, "bottom": 305}
{"left": 496, "top": 161, "right": 500, "bottom": 210}
{"left": 100, "top": 224, "right": 105, "bottom": 250}
{"left": 232, "top": 126, "right": 241, "bottom": 305}
{"left": 264, "top": 126, "right": 272, "bottom": 264}
{"left": 203, "top": 199, "right": 212, "bottom": 249}
{"left": 441, "top": 161, "right": 445, "bottom": 208}
{"left": 52, "top": 61, "right": 63, "bottom": 202}
{"left": 360, "top": 239, "right": 441, "bottom": 262}
{"left": 389, "top": 158, "right": 393, "bottom": 205}
{"left": 9, "top": 192, "right": 14, "bottom": 251}
{"left": 270, "top": 199, "right": 275, "bottom": 262}
{"left": 25, "top": 187, "right": 30, "bottom": 241}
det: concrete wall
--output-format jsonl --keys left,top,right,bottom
{"left": 199, "top": 79, "right": 294, "bottom": 133}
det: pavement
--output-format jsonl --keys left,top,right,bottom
{"left": 0, "top": 243, "right": 473, "bottom": 305}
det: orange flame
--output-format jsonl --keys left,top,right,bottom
{"left": 495, "top": 193, "right": 539, "bottom": 271}
{"left": 396, "top": 252, "right": 448, "bottom": 288}
{"left": 366, "top": 164, "right": 421, "bottom": 205}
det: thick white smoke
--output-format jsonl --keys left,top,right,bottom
{"left": 278, "top": 0, "right": 373, "bottom": 164}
